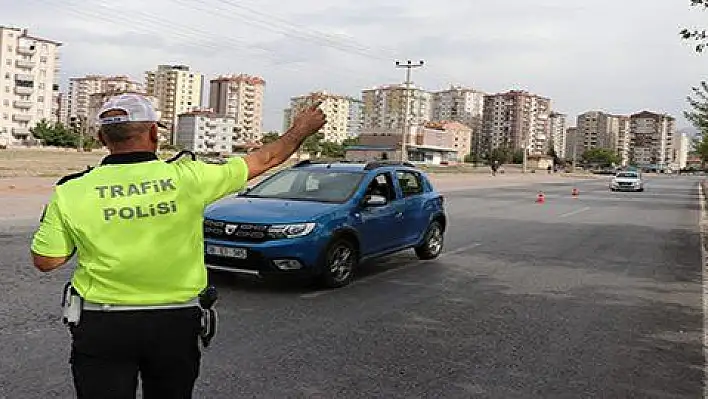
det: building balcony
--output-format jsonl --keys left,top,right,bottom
{"left": 16, "top": 46, "right": 36, "bottom": 55}
{"left": 13, "top": 100, "right": 33, "bottom": 109}
{"left": 13, "top": 114, "right": 33, "bottom": 122}
{"left": 12, "top": 127, "right": 31, "bottom": 136}
{"left": 15, "top": 73, "right": 35, "bottom": 82}
{"left": 15, "top": 59, "right": 36, "bottom": 69}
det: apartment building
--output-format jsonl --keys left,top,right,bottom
{"left": 548, "top": 112, "right": 567, "bottom": 159}
{"left": 0, "top": 26, "right": 61, "bottom": 147}
{"left": 431, "top": 85, "right": 485, "bottom": 128}
{"left": 283, "top": 91, "right": 358, "bottom": 144}
{"left": 175, "top": 110, "right": 236, "bottom": 154}
{"left": 576, "top": 111, "right": 631, "bottom": 165}
{"left": 481, "top": 90, "right": 551, "bottom": 156}
{"left": 145, "top": 64, "right": 204, "bottom": 141}
{"left": 565, "top": 127, "right": 580, "bottom": 161}
{"left": 65, "top": 75, "right": 142, "bottom": 125}
{"left": 421, "top": 121, "right": 473, "bottom": 161}
{"left": 347, "top": 98, "right": 364, "bottom": 138}
{"left": 361, "top": 84, "right": 432, "bottom": 131}
{"left": 209, "top": 74, "right": 265, "bottom": 145}
{"left": 630, "top": 111, "right": 676, "bottom": 170}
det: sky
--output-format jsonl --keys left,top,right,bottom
{"left": 4, "top": 0, "right": 708, "bottom": 132}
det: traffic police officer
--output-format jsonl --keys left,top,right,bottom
{"left": 30, "top": 93, "right": 326, "bottom": 398}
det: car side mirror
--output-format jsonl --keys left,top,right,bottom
{"left": 364, "top": 195, "right": 388, "bottom": 207}
{"left": 237, "top": 186, "right": 253, "bottom": 196}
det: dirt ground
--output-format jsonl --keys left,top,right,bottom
{"left": 0, "top": 148, "right": 595, "bottom": 221}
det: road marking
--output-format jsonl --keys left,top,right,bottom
{"left": 697, "top": 182, "right": 708, "bottom": 399}
{"left": 440, "top": 242, "right": 482, "bottom": 258}
{"left": 558, "top": 207, "right": 591, "bottom": 218}
{"left": 300, "top": 242, "right": 482, "bottom": 299}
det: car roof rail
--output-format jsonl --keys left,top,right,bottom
{"left": 363, "top": 160, "right": 416, "bottom": 170}
{"left": 292, "top": 159, "right": 362, "bottom": 168}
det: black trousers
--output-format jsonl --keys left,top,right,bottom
{"left": 69, "top": 307, "right": 203, "bottom": 399}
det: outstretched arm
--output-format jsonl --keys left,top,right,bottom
{"left": 244, "top": 102, "right": 326, "bottom": 180}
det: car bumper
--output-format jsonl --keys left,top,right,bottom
{"left": 204, "top": 235, "right": 327, "bottom": 277}
{"left": 611, "top": 185, "right": 642, "bottom": 191}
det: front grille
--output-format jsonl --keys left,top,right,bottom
{"left": 204, "top": 219, "right": 272, "bottom": 242}
{"left": 618, "top": 182, "right": 633, "bottom": 186}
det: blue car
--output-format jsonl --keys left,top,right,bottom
{"left": 203, "top": 160, "right": 447, "bottom": 288}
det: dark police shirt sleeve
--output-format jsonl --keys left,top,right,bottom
{"left": 31, "top": 192, "right": 76, "bottom": 257}
{"left": 188, "top": 157, "right": 250, "bottom": 206}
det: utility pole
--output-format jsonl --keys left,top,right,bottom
{"left": 395, "top": 60, "right": 424, "bottom": 162}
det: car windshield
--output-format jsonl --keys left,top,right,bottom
{"left": 244, "top": 169, "right": 365, "bottom": 203}
{"left": 616, "top": 172, "right": 638, "bottom": 178}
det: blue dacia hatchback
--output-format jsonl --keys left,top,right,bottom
{"left": 203, "top": 160, "right": 447, "bottom": 288}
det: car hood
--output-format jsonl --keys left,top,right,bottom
{"left": 204, "top": 196, "right": 340, "bottom": 224}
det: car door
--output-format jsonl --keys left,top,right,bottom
{"left": 394, "top": 170, "right": 428, "bottom": 245}
{"left": 356, "top": 172, "right": 406, "bottom": 255}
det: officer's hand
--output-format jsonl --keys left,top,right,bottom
{"left": 292, "top": 101, "right": 326, "bottom": 137}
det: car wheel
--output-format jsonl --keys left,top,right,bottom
{"left": 415, "top": 221, "right": 444, "bottom": 260}
{"left": 319, "top": 238, "right": 357, "bottom": 288}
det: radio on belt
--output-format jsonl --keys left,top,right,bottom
{"left": 198, "top": 285, "right": 218, "bottom": 348}
{"left": 61, "top": 282, "right": 83, "bottom": 327}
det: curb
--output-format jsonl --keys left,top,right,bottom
{"left": 697, "top": 181, "right": 708, "bottom": 399}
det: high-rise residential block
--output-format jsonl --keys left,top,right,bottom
{"left": 347, "top": 98, "right": 364, "bottom": 139}
{"left": 431, "top": 85, "right": 485, "bottom": 157}
{"left": 576, "top": 111, "right": 632, "bottom": 165}
{"left": 565, "top": 127, "right": 580, "bottom": 162}
{"left": 431, "top": 85, "right": 485, "bottom": 128}
{"left": 548, "top": 112, "right": 567, "bottom": 159}
{"left": 145, "top": 64, "right": 204, "bottom": 141}
{"left": 66, "top": 75, "right": 142, "bottom": 125}
{"left": 175, "top": 110, "right": 236, "bottom": 154}
{"left": 630, "top": 111, "right": 676, "bottom": 170}
{"left": 209, "top": 74, "right": 265, "bottom": 144}
{"left": 283, "top": 91, "right": 356, "bottom": 144}
{"left": 481, "top": 90, "right": 551, "bottom": 156}
{"left": 361, "top": 84, "right": 432, "bottom": 131}
{"left": 0, "top": 26, "right": 61, "bottom": 147}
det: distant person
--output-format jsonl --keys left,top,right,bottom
{"left": 29, "top": 93, "right": 326, "bottom": 398}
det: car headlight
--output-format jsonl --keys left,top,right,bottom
{"left": 268, "top": 223, "right": 316, "bottom": 239}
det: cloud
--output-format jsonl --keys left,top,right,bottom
{"left": 3, "top": 0, "right": 708, "bottom": 131}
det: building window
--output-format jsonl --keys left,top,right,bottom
{"left": 37, "top": 96, "right": 44, "bottom": 103}
{"left": 40, "top": 56, "right": 47, "bottom": 64}
{"left": 5, "top": 59, "right": 10, "bottom": 66}
{"left": 2, "top": 100, "right": 7, "bottom": 106}
{"left": 7, "top": 46, "right": 12, "bottom": 52}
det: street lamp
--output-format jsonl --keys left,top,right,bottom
{"left": 395, "top": 60, "right": 424, "bottom": 162}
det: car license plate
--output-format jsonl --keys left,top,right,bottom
{"left": 206, "top": 244, "right": 247, "bottom": 259}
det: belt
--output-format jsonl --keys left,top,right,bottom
{"left": 82, "top": 298, "right": 201, "bottom": 312}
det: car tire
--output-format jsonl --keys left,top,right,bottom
{"left": 415, "top": 220, "right": 445, "bottom": 260}
{"left": 318, "top": 238, "right": 358, "bottom": 288}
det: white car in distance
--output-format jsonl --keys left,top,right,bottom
{"left": 610, "top": 171, "right": 644, "bottom": 192}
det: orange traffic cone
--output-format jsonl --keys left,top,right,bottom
{"left": 536, "top": 191, "right": 545, "bottom": 204}
{"left": 571, "top": 187, "right": 579, "bottom": 198}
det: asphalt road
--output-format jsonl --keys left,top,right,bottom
{"left": 0, "top": 175, "right": 704, "bottom": 398}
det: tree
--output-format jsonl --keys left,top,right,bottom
{"left": 693, "top": 134, "right": 708, "bottom": 168}
{"left": 261, "top": 131, "right": 280, "bottom": 145}
{"left": 301, "top": 132, "right": 325, "bottom": 157}
{"left": 680, "top": 0, "right": 708, "bottom": 52}
{"left": 30, "top": 119, "right": 79, "bottom": 148}
{"left": 581, "top": 148, "right": 620, "bottom": 166}
{"left": 685, "top": 81, "right": 708, "bottom": 133}
{"left": 321, "top": 141, "right": 345, "bottom": 158}
{"left": 342, "top": 137, "right": 359, "bottom": 147}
